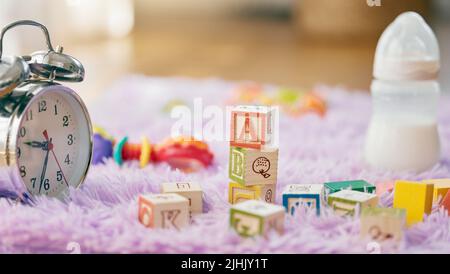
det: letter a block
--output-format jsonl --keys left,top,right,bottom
{"left": 328, "top": 190, "right": 378, "bottom": 216}
{"left": 161, "top": 182, "right": 203, "bottom": 215}
{"left": 229, "top": 146, "right": 278, "bottom": 186}
{"left": 230, "top": 105, "right": 276, "bottom": 149}
{"left": 360, "top": 207, "right": 406, "bottom": 243}
{"left": 282, "top": 184, "right": 323, "bottom": 216}
{"left": 228, "top": 182, "right": 276, "bottom": 204}
{"left": 138, "top": 193, "right": 189, "bottom": 230}
{"left": 230, "top": 200, "right": 284, "bottom": 237}
{"left": 393, "top": 180, "right": 434, "bottom": 226}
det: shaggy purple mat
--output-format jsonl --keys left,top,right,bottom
{"left": 1, "top": 76, "right": 450, "bottom": 254}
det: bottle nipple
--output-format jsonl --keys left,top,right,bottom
{"left": 373, "top": 12, "right": 440, "bottom": 81}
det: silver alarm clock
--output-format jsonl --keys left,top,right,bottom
{"left": 0, "top": 20, "right": 92, "bottom": 198}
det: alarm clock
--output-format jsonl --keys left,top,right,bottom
{"left": 0, "top": 20, "right": 93, "bottom": 198}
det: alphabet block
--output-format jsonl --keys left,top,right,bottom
{"left": 230, "top": 200, "right": 284, "bottom": 237}
{"left": 422, "top": 179, "right": 450, "bottom": 202}
{"left": 376, "top": 180, "right": 395, "bottom": 196}
{"left": 229, "top": 146, "right": 278, "bottom": 186}
{"left": 360, "top": 207, "right": 406, "bottom": 243}
{"left": 328, "top": 190, "right": 378, "bottom": 216}
{"left": 393, "top": 180, "right": 434, "bottom": 226}
{"left": 161, "top": 182, "right": 203, "bottom": 215}
{"left": 230, "top": 105, "right": 276, "bottom": 149}
{"left": 324, "top": 180, "right": 376, "bottom": 202}
{"left": 138, "top": 193, "right": 189, "bottom": 230}
{"left": 442, "top": 192, "right": 450, "bottom": 215}
{"left": 228, "top": 182, "right": 275, "bottom": 204}
{"left": 282, "top": 184, "right": 323, "bottom": 216}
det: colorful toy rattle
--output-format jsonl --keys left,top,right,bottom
{"left": 93, "top": 127, "right": 214, "bottom": 173}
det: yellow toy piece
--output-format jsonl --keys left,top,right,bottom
{"left": 139, "top": 137, "right": 151, "bottom": 168}
{"left": 393, "top": 180, "right": 434, "bottom": 226}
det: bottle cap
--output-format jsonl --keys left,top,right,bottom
{"left": 373, "top": 12, "right": 440, "bottom": 81}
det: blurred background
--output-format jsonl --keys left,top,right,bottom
{"left": 0, "top": 0, "right": 449, "bottom": 105}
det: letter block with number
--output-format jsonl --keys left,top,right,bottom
{"left": 229, "top": 146, "right": 278, "bottom": 186}
{"left": 282, "top": 184, "right": 323, "bottom": 216}
{"left": 360, "top": 207, "right": 406, "bottom": 243}
{"left": 228, "top": 182, "right": 276, "bottom": 204}
{"left": 328, "top": 190, "right": 378, "bottom": 216}
{"left": 138, "top": 193, "right": 189, "bottom": 230}
{"left": 161, "top": 182, "right": 203, "bottom": 215}
{"left": 230, "top": 200, "right": 284, "bottom": 237}
{"left": 230, "top": 105, "right": 277, "bottom": 149}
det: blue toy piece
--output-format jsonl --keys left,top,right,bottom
{"left": 92, "top": 133, "right": 114, "bottom": 165}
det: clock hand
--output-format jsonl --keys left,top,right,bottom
{"left": 43, "top": 130, "right": 69, "bottom": 187}
{"left": 39, "top": 140, "right": 50, "bottom": 194}
{"left": 24, "top": 141, "right": 46, "bottom": 149}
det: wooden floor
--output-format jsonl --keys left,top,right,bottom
{"left": 66, "top": 18, "right": 449, "bottom": 106}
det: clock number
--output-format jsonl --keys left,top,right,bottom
{"left": 57, "top": 171, "right": 63, "bottom": 182}
{"left": 19, "top": 166, "right": 26, "bottom": 177}
{"left": 38, "top": 100, "right": 47, "bottom": 112}
{"left": 67, "top": 134, "right": 74, "bottom": 145}
{"left": 39, "top": 178, "right": 50, "bottom": 193}
{"left": 16, "top": 147, "right": 21, "bottom": 159}
{"left": 26, "top": 110, "right": 33, "bottom": 121}
{"left": 31, "top": 177, "right": 36, "bottom": 188}
{"left": 43, "top": 179, "right": 50, "bottom": 191}
{"left": 65, "top": 154, "right": 71, "bottom": 165}
{"left": 54, "top": 105, "right": 58, "bottom": 115}
{"left": 19, "top": 127, "right": 26, "bottom": 138}
{"left": 63, "top": 116, "right": 69, "bottom": 127}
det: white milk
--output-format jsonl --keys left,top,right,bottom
{"left": 365, "top": 121, "right": 440, "bottom": 171}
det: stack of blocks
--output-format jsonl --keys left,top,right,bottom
{"left": 228, "top": 106, "right": 278, "bottom": 205}
{"left": 228, "top": 106, "right": 284, "bottom": 236}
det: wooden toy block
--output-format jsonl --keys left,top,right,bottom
{"left": 230, "top": 200, "right": 284, "bottom": 237}
{"left": 360, "top": 207, "right": 406, "bottom": 243}
{"left": 282, "top": 184, "right": 323, "bottom": 216}
{"left": 230, "top": 105, "right": 276, "bottom": 149}
{"left": 138, "top": 193, "right": 189, "bottom": 230}
{"left": 442, "top": 192, "right": 450, "bottom": 215}
{"left": 229, "top": 146, "right": 278, "bottom": 186}
{"left": 228, "top": 182, "right": 276, "bottom": 204}
{"left": 393, "top": 180, "right": 434, "bottom": 226}
{"left": 327, "top": 190, "right": 378, "bottom": 216}
{"left": 376, "top": 181, "right": 395, "bottom": 196}
{"left": 324, "top": 180, "right": 376, "bottom": 201}
{"left": 161, "top": 182, "right": 203, "bottom": 215}
{"left": 422, "top": 179, "right": 450, "bottom": 202}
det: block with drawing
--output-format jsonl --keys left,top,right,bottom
{"left": 230, "top": 105, "right": 277, "bottom": 149}
{"left": 422, "top": 178, "right": 450, "bottom": 202}
{"left": 230, "top": 200, "right": 285, "bottom": 237}
{"left": 324, "top": 180, "right": 376, "bottom": 201}
{"left": 161, "top": 182, "right": 203, "bottom": 214}
{"left": 360, "top": 207, "right": 406, "bottom": 243}
{"left": 229, "top": 146, "right": 278, "bottom": 186}
{"left": 327, "top": 190, "right": 378, "bottom": 216}
{"left": 138, "top": 193, "right": 189, "bottom": 230}
{"left": 282, "top": 184, "right": 323, "bottom": 216}
{"left": 228, "top": 182, "right": 276, "bottom": 204}
{"left": 393, "top": 180, "right": 434, "bottom": 226}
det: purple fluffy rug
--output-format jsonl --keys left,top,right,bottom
{"left": 1, "top": 75, "right": 450, "bottom": 254}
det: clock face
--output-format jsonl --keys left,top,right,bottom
{"left": 15, "top": 88, "right": 92, "bottom": 198}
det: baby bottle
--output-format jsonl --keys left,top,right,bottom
{"left": 364, "top": 12, "right": 441, "bottom": 172}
